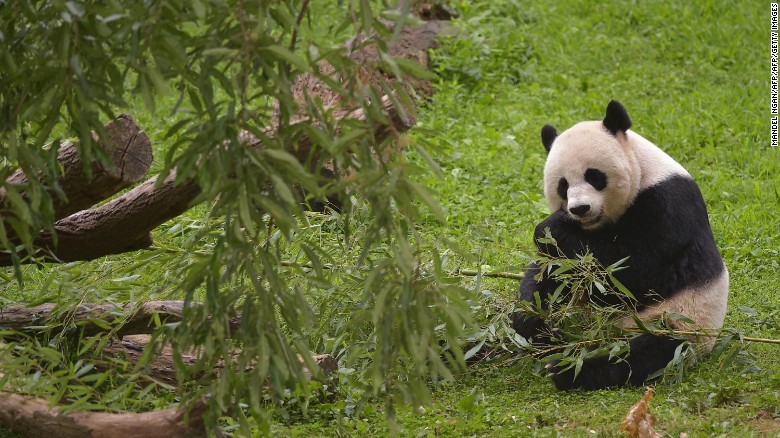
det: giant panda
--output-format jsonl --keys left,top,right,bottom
{"left": 510, "top": 100, "right": 729, "bottom": 390}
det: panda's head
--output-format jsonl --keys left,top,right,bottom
{"left": 541, "top": 101, "right": 641, "bottom": 230}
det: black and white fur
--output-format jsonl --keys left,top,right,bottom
{"left": 511, "top": 101, "right": 729, "bottom": 390}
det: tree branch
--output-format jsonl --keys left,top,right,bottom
{"left": 0, "top": 96, "right": 412, "bottom": 266}
{"left": 0, "top": 20, "right": 451, "bottom": 266}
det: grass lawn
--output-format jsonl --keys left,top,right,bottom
{"left": 1, "top": 1, "right": 777, "bottom": 437}
{"left": 275, "top": 0, "right": 780, "bottom": 436}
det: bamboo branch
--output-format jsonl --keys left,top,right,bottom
{"left": 283, "top": 259, "right": 527, "bottom": 281}
{"left": 453, "top": 268, "right": 525, "bottom": 280}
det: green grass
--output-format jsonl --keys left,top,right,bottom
{"left": 1, "top": 0, "right": 777, "bottom": 436}
{"left": 274, "top": 0, "right": 780, "bottom": 436}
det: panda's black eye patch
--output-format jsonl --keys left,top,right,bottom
{"left": 585, "top": 168, "right": 607, "bottom": 191}
{"left": 557, "top": 178, "right": 568, "bottom": 200}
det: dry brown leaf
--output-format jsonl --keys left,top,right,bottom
{"left": 620, "top": 387, "right": 661, "bottom": 438}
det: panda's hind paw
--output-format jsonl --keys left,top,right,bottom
{"left": 546, "top": 360, "right": 578, "bottom": 390}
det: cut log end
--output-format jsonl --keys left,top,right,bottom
{"left": 0, "top": 115, "right": 155, "bottom": 223}
{"left": 54, "top": 114, "right": 154, "bottom": 219}
{"left": 97, "top": 114, "right": 154, "bottom": 183}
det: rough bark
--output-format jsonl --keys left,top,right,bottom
{"left": 25, "top": 173, "right": 200, "bottom": 264}
{"left": 0, "top": 300, "right": 228, "bottom": 338}
{"left": 0, "top": 114, "right": 153, "bottom": 220}
{"left": 0, "top": 394, "right": 217, "bottom": 438}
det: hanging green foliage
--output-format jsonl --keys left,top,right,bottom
{"left": 0, "top": 0, "right": 470, "bottom": 433}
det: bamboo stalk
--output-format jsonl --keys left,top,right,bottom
{"left": 452, "top": 268, "right": 525, "bottom": 280}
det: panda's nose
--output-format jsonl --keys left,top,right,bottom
{"left": 569, "top": 204, "right": 591, "bottom": 217}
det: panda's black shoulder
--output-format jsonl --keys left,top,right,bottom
{"left": 618, "top": 173, "right": 724, "bottom": 289}
{"left": 623, "top": 174, "right": 712, "bottom": 233}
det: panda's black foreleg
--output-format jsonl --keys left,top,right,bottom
{"left": 549, "top": 333, "right": 686, "bottom": 390}
{"left": 510, "top": 262, "right": 562, "bottom": 348}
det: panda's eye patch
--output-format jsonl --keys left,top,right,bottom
{"left": 585, "top": 168, "right": 607, "bottom": 191}
{"left": 557, "top": 178, "right": 568, "bottom": 200}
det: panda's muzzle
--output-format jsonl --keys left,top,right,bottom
{"left": 568, "top": 204, "right": 603, "bottom": 229}
{"left": 569, "top": 204, "right": 590, "bottom": 217}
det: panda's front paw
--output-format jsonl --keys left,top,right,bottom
{"left": 509, "top": 312, "right": 547, "bottom": 341}
{"left": 534, "top": 212, "right": 565, "bottom": 239}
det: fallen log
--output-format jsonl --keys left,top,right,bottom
{"left": 104, "top": 334, "right": 338, "bottom": 386}
{"left": 0, "top": 114, "right": 153, "bottom": 221}
{"left": 0, "top": 393, "right": 217, "bottom": 438}
{"left": 0, "top": 302, "right": 337, "bottom": 436}
{"left": 0, "top": 344, "right": 335, "bottom": 437}
{"left": 0, "top": 19, "right": 451, "bottom": 267}
{"left": 0, "top": 95, "right": 412, "bottom": 266}
{"left": 0, "top": 300, "right": 230, "bottom": 338}
{"left": 0, "top": 300, "right": 337, "bottom": 384}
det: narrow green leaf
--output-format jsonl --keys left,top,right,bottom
{"left": 261, "top": 45, "right": 311, "bottom": 72}
{"left": 407, "top": 180, "right": 445, "bottom": 222}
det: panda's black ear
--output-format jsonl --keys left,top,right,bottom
{"left": 541, "top": 124, "right": 558, "bottom": 153}
{"left": 603, "top": 100, "right": 632, "bottom": 135}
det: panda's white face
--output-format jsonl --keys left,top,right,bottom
{"left": 543, "top": 121, "right": 640, "bottom": 230}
